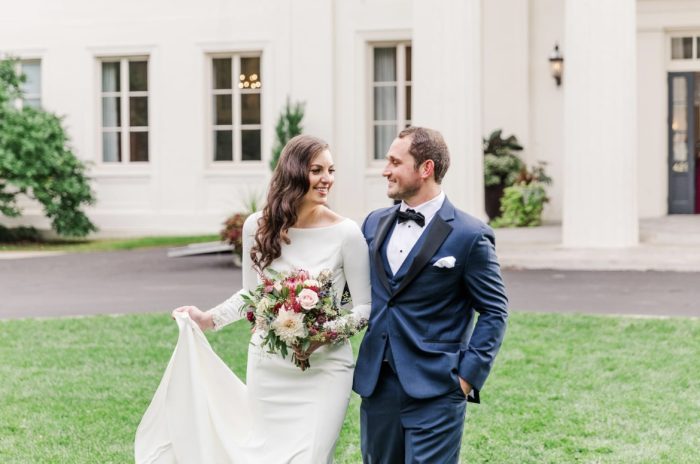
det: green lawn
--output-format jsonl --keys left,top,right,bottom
{"left": 0, "top": 234, "right": 219, "bottom": 253}
{"left": 1, "top": 312, "right": 698, "bottom": 463}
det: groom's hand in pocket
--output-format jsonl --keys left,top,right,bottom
{"left": 458, "top": 376, "right": 472, "bottom": 398}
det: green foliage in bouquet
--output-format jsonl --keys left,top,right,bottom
{"left": 270, "top": 98, "right": 305, "bottom": 171}
{"left": 0, "top": 58, "right": 96, "bottom": 237}
{"left": 491, "top": 161, "right": 552, "bottom": 228}
{"left": 483, "top": 129, "right": 525, "bottom": 187}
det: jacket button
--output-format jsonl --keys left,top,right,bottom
{"left": 381, "top": 332, "right": 387, "bottom": 339}
{"left": 388, "top": 301, "right": 395, "bottom": 307}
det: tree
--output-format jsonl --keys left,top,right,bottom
{"left": 0, "top": 58, "right": 96, "bottom": 237}
{"left": 270, "top": 98, "right": 305, "bottom": 171}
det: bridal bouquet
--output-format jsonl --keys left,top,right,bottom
{"left": 240, "top": 268, "right": 367, "bottom": 370}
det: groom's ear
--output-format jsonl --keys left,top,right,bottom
{"left": 419, "top": 159, "right": 435, "bottom": 181}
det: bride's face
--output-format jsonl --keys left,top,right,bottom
{"left": 303, "top": 149, "right": 335, "bottom": 206}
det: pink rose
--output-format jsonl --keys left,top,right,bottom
{"left": 297, "top": 288, "right": 319, "bottom": 310}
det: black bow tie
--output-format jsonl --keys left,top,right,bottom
{"left": 397, "top": 209, "right": 425, "bottom": 227}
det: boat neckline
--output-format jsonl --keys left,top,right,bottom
{"left": 288, "top": 218, "right": 350, "bottom": 231}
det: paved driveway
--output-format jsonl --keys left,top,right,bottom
{"left": 0, "top": 248, "right": 241, "bottom": 319}
{"left": 1, "top": 248, "right": 699, "bottom": 319}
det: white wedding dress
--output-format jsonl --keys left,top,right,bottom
{"left": 135, "top": 212, "right": 371, "bottom": 464}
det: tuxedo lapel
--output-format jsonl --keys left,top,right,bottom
{"left": 392, "top": 215, "right": 452, "bottom": 297}
{"left": 373, "top": 208, "right": 398, "bottom": 292}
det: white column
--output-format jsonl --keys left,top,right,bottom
{"left": 412, "top": 0, "right": 484, "bottom": 218}
{"left": 563, "top": 0, "right": 638, "bottom": 247}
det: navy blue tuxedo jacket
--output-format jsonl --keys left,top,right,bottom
{"left": 352, "top": 197, "right": 508, "bottom": 403}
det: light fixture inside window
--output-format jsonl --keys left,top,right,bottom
{"left": 549, "top": 43, "right": 564, "bottom": 86}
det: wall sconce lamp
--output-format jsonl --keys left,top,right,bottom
{"left": 549, "top": 43, "right": 564, "bottom": 86}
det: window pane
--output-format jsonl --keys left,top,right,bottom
{"left": 129, "top": 96, "right": 148, "bottom": 127}
{"left": 242, "top": 129, "right": 261, "bottom": 161}
{"left": 214, "top": 130, "right": 233, "bottom": 161}
{"left": 129, "top": 61, "right": 148, "bottom": 91}
{"left": 102, "top": 132, "right": 121, "bottom": 162}
{"left": 671, "top": 76, "right": 688, "bottom": 164}
{"left": 374, "top": 86, "right": 397, "bottom": 120}
{"left": 405, "top": 46, "right": 412, "bottom": 81}
{"left": 213, "top": 58, "right": 232, "bottom": 89}
{"left": 405, "top": 85, "right": 411, "bottom": 121}
{"left": 102, "top": 62, "right": 120, "bottom": 92}
{"left": 24, "top": 98, "right": 41, "bottom": 109}
{"left": 241, "top": 94, "right": 261, "bottom": 124}
{"left": 240, "top": 57, "right": 261, "bottom": 89}
{"left": 102, "top": 97, "right": 121, "bottom": 127}
{"left": 374, "top": 124, "right": 397, "bottom": 160}
{"left": 21, "top": 61, "right": 41, "bottom": 95}
{"left": 129, "top": 131, "right": 149, "bottom": 162}
{"left": 671, "top": 37, "right": 693, "bottom": 60}
{"left": 214, "top": 95, "right": 232, "bottom": 125}
{"left": 374, "top": 47, "right": 397, "bottom": 82}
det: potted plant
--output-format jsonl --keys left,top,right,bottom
{"left": 483, "top": 129, "right": 524, "bottom": 220}
{"left": 491, "top": 161, "right": 552, "bottom": 228}
{"left": 220, "top": 213, "right": 249, "bottom": 266}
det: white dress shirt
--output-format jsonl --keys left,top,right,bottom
{"left": 386, "top": 191, "right": 445, "bottom": 275}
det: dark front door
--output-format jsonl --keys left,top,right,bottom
{"left": 668, "top": 72, "right": 697, "bottom": 214}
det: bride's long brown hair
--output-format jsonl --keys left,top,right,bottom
{"left": 251, "top": 135, "right": 330, "bottom": 271}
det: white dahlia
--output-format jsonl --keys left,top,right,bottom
{"left": 271, "top": 306, "right": 306, "bottom": 344}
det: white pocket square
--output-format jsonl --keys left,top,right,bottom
{"left": 432, "top": 256, "right": 456, "bottom": 268}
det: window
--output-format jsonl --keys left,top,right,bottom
{"left": 16, "top": 59, "right": 41, "bottom": 108}
{"left": 210, "top": 54, "right": 262, "bottom": 162}
{"left": 669, "top": 35, "right": 700, "bottom": 60}
{"left": 371, "top": 43, "right": 412, "bottom": 160}
{"left": 99, "top": 58, "right": 149, "bottom": 163}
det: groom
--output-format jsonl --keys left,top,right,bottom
{"left": 353, "top": 126, "right": 508, "bottom": 463}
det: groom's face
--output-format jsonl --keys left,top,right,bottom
{"left": 383, "top": 136, "right": 422, "bottom": 201}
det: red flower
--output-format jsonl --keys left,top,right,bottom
{"left": 289, "top": 298, "right": 302, "bottom": 313}
{"left": 246, "top": 310, "right": 255, "bottom": 322}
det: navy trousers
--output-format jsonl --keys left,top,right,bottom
{"left": 360, "top": 362, "right": 467, "bottom": 464}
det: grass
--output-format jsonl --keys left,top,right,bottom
{"left": 0, "top": 235, "right": 219, "bottom": 253}
{"left": 1, "top": 312, "right": 699, "bottom": 463}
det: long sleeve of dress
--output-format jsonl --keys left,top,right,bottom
{"left": 341, "top": 221, "right": 372, "bottom": 323}
{"left": 208, "top": 212, "right": 261, "bottom": 331}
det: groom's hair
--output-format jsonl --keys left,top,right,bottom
{"left": 398, "top": 126, "right": 450, "bottom": 184}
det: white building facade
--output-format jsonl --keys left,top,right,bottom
{"left": 1, "top": 0, "right": 699, "bottom": 246}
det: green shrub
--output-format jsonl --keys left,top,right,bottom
{"left": 0, "top": 224, "right": 41, "bottom": 243}
{"left": 270, "top": 98, "right": 305, "bottom": 171}
{"left": 483, "top": 129, "right": 524, "bottom": 187}
{"left": 491, "top": 183, "right": 548, "bottom": 228}
{"left": 0, "top": 58, "right": 96, "bottom": 237}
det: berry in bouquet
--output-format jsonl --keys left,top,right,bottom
{"left": 240, "top": 268, "right": 367, "bottom": 370}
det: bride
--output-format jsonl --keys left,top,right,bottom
{"left": 135, "top": 135, "right": 371, "bottom": 463}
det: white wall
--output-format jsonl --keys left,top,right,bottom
{"left": 636, "top": 28, "right": 668, "bottom": 218}
{"left": 482, "top": 0, "right": 531, "bottom": 153}
{"left": 527, "top": 0, "right": 565, "bottom": 221}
